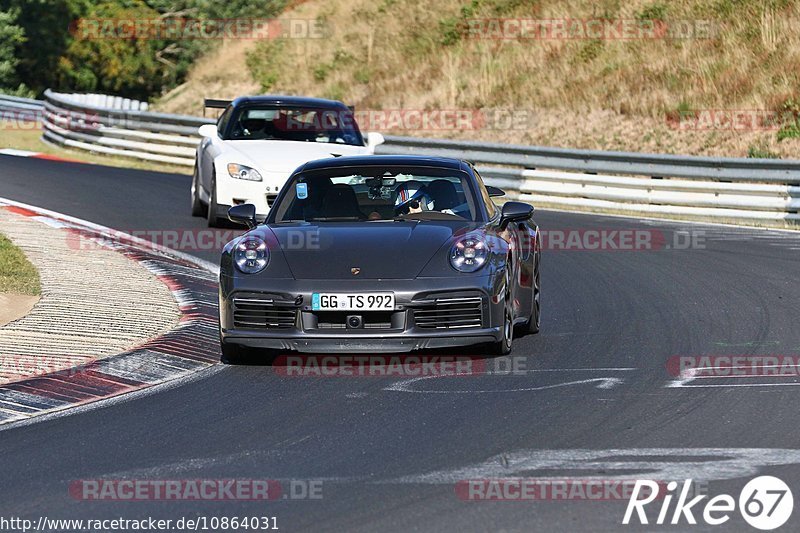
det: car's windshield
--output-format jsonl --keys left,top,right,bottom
{"left": 225, "top": 105, "right": 364, "bottom": 146}
{"left": 272, "top": 166, "right": 479, "bottom": 223}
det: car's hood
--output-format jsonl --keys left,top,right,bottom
{"left": 268, "top": 221, "right": 475, "bottom": 280}
{"left": 225, "top": 140, "right": 368, "bottom": 174}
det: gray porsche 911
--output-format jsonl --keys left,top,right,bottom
{"left": 218, "top": 155, "right": 540, "bottom": 363}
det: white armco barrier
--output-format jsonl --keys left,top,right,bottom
{"left": 40, "top": 90, "right": 210, "bottom": 166}
{"left": 9, "top": 90, "right": 800, "bottom": 224}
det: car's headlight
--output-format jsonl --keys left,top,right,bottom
{"left": 234, "top": 236, "right": 269, "bottom": 274}
{"left": 227, "top": 163, "right": 263, "bottom": 181}
{"left": 450, "top": 236, "right": 488, "bottom": 273}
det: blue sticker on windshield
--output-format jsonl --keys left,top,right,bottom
{"left": 296, "top": 182, "right": 308, "bottom": 199}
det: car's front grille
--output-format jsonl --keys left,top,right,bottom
{"left": 413, "top": 296, "right": 484, "bottom": 329}
{"left": 266, "top": 193, "right": 279, "bottom": 207}
{"left": 233, "top": 298, "right": 297, "bottom": 329}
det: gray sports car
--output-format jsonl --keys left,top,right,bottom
{"left": 218, "top": 155, "right": 540, "bottom": 363}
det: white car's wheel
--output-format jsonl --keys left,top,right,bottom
{"left": 207, "top": 176, "right": 221, "bottom": 228}
{"left": 191, "top": 166, "right": 207, "bottom": 217}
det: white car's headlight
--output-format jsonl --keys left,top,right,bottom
{"left": 450, "top": 236, "right": 488, "bottom": 273}
{"left": 234, "top": 236, "right": 269, "bottom": 274}
{"left": 227, "top": 163, "right": 263, "bottom": 182}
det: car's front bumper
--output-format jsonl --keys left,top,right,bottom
{"left": 222, "top": 332, "right": 501, "bottom": 353}
{"left": 214, "top": 168, "right": 288, "bottom": 216}
{"left": 219, "top": 275, "right": 504, "bottom": 353}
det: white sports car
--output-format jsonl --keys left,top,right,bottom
{"left": 192, "top": 95, "right": 385, "bottom": 226}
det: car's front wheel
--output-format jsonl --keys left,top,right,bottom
{"left": 490, "top": 267, "right": 514, "bottom": 355}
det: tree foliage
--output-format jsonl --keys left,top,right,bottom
{"left": 0, "top": 0, "right": 287, "bottom": 100}
{"left": 0, "top": 8, "right": 32, "bottom": 95}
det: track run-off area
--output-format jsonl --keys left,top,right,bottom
{"left": 1, "top": 153, "right": 800, "bottom": 532}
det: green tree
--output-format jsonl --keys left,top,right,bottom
{"left": 0, "top": 0, "right": 289, "bottom": 100}
{"left": 0, "top": 0, "right": 85, "bottom": 96}
{"left": 0, "top": 8, "right": 32, "bottom": 95}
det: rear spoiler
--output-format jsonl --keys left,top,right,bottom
{"left": 203, "top": 99, "right": 356, "bottom": 115}
{"left": 203, "top": 98, "right": 231, "bottom": 117}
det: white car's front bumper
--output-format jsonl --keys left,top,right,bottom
{"left": 215, "top": 169, "right": 290, "bottom": 216}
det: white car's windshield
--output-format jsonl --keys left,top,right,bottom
{"left": 226, "top": 105, "right": 364, "bottom": 146}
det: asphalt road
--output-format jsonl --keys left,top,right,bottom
{"left": 1, "top": 154, "right": 800, "bottom": 532}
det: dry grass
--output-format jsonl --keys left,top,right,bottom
{"left": 153, "top": 0, "right": 800, "bottom": 158}
{"left": 156, "top": 40, "right": 262, "bottom": 117}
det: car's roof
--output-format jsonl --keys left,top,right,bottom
{"left": 231, "top": 95, "right": 349, "bottom": 109}
{"left": 299, "top": 155, "right": 471, "bottom": 173}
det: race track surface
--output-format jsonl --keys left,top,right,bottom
{"left": 1, "top": 154, "right": 800, "bottom": 532}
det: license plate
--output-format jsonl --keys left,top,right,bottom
{"left": 312, "top": 292, "right": 395, "bottom": 311}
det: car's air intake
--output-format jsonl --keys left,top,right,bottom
{"left": 413, "top": 296, "right": 484, "bottom": 329}
{"left": 233, "top": 298, "right": 297, "bottom": 329}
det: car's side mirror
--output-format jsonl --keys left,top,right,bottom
{"left": 198, "top": 124, "right": 218, "bottom": 138}
{"left": 499, "top": 201, "right": 534, "bottom": 229}
{"left": 228, "top": 204, "right": 257, "bottom": 229}
{"left": 486, "top": 185, "right": 506, "bottom": 197}
{"left": 366, "top": 131, "right": 385, "bottom": 151}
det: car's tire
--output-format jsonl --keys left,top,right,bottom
{"left": 527, "top": 253, "right": 541, "bottom": 334}
{"left": 191, "top": 166, "right": 207, "bottom": 217}
{"left": 207, "top": 175, "right": 220, "bottom": 228}
{"left": 490, "top": 267, "right": 514, "bottom": 355}
{"left": 220, "top": 341, "right": 249, "bottom": 365}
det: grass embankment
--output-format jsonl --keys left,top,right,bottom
{"left": 0, "top": 233, "right": 40, "bottom": 296}
{"left": 155, "top": 0, "right": 800, "bottom": 158}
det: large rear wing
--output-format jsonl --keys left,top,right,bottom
{"left": 203, "top": 98, "right": 231, "bottom": 118}
{"left": 202, "top": 98, "right": 357, "bottom": 118}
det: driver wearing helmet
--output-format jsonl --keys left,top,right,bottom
{"left": 394, "top": 180, "right": 433, "bottom": 216}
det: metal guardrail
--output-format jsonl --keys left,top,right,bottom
{"left": 54, "top": 92, "right": 149, "bottom": 112}
{"left": 4, "top": 91, "right": 799, "bottom": 223}
{"left": 377, "top": 135, "right": 800, "bottom": 183}
{"left": 0, "top": 94, "right": 44, "bottom": 116}
{"left": 376, "top": 136, "right": 800, "bottom": 222}
{"left": 40, "top": 90, "right": 211, "bottom": 166}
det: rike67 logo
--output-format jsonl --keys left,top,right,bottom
{"left": 623, "top": 476, "right": 793, "bottom": 530}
